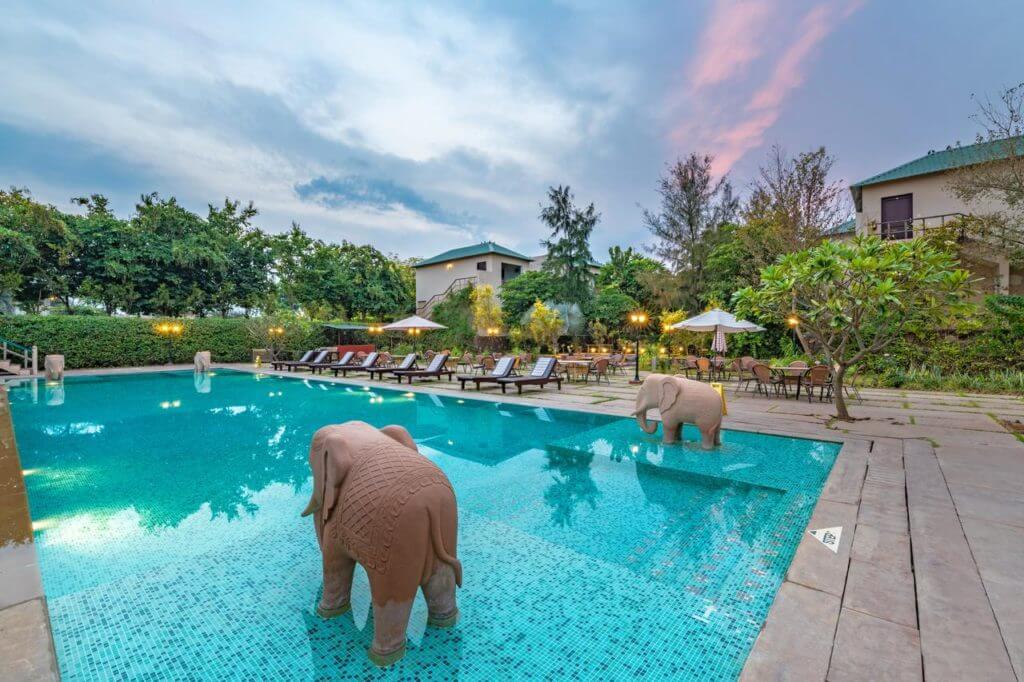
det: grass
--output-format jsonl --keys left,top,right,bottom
{"left": 863, "top": 366, "right": 1024, "bottom": 396}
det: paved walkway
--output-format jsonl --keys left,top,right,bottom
{"left": 2, "top": 363, "right": 1022, "bottom": 680}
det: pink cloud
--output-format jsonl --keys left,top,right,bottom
{"left": 688, "top": 0, "right": 774, "bottom": 90}
{"left": 673, "top": 0, "right": 864, "bottom": 176}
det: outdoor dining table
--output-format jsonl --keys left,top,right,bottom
{"left": 769, "top": 365, "right": 812, "bottom": 399}
{"left": 559, "top": 359, "right": 593, "bottom": 382}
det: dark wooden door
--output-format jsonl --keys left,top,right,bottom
{"left": 881, "top": 194, "right": 913, "bottom": 239}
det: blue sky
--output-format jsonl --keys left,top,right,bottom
{"left": 1, "top": 0, "right": 1021, "bottom": 260}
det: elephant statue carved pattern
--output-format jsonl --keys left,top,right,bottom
{"left": 302, "top": 421, "right": 462, "bottom": 667}
{"left": 633, "top": 374, "right": 723, "bottom": 449}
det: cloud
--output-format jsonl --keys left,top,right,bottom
{"left": 294, "top": 176, "right": 473, "bottom": 228}
{"left": 673, "top": 0, "right": 864, "bottom": 176}
{"left": 688, "top": 0, "right": 774, "bottom": 89}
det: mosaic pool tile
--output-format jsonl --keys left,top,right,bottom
{"left": 7, "top": 370, "right": 840, "bottom": 680}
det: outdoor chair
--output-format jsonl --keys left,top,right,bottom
{"left": 696, "top": 357, "right": 712, "bottom": 381}
{"left": 290, "top": 349, "right": 331, "bottom": 372}
{"left": 394, "top": 352, "right": 453, "bottom": 384}
{"left": 271, "top": 350, "right": 315, "bottom": 371}
{"left": 681, "top": 355, "right": 699, "bottom": 379}
{"left": 457, "top": 356, "right": 515, "bottom": 390}
{"left": 456, "top": 352, "right": 474, "bottom": 373}
{"left": 474, "top": 355, "right": 495, "bottom": 375}
{"left": 368, "top": 353, "right": 418, "bottom": 381}
{"left": 843, "top": 366, "right": 864, "bottom": 404}
{"left": 608, "top": 353, "right": 626, "bottom": 375}
{"left": 802, "top": 365, "right": 833, "bottom": 402}
{"left": 752, "top": 363, "right": 788, "bottom": 398}
{"left": 587, "top": 358, "right": 611, "bottom": 385}
{"left": 497, "top": 357, "right": 562, "bottom": 394}
{"left": 332, "top": 351, "right": 380, "bottom": 377}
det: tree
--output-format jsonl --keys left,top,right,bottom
{"left": 734, "top": 236, "right": 972, "bottom": 420}
{"left": 498, "top": 270, "right": 559, "bottom": 326}
{"left": 588, "top": 286, "right": 638, "bottom": 333}
{"left": 526, "top": 300, "right": 563, "bottom": 352}
{"left": 948, "top": 82, "right": 1024, "bottom": 263}
{"left": 738, "top": 145, "right": 849, "bottom": 272}
{"left": 596, "top": 246, "right": 665, "bottom": 308}
{"left": 470, "top": 284, "right": 502, "bottom": 334}
{"left": 643, "top": 153, "right": 738, "bottom": 276}
{"left": 540, "top": 185, "right": 597, "bottom": 309}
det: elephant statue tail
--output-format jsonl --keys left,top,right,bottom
{"left": 426, "top": 506, "right": 462, "bottom": 587}
{"left": 301, "top": 446, "right": 329, "bottom": 518}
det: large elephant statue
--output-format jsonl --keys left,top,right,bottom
{"left": 194, "top": 351, "right": 211, "bottom": 373}
{"left": 633, "top": 374, "right": 723, "bottom": 449}
{"left": 301, "top": 420, "right": 462, "bottom": 666}
{"left": 44, "top": 354, "right": 64, "bottom": 381}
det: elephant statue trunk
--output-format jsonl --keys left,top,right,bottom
{"left": 633, "top": 406, "right": 659, "bottom": 434}
{"left": 302, "top": 421, "right": 462, "bottom": 667}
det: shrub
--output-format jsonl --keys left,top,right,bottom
{"left": 0, "top": 315, "right": 330, "bottom": 369}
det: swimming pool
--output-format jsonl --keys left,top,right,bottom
{"left": 8, "top": 369, "right": 839, "bottom": 680}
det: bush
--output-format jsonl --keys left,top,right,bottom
{"left": 0, "top": 315, "right": 331, "bottom": 369}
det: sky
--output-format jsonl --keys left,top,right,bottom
{"left": 1, "top": 0, "right": 1022, "bottom": 261}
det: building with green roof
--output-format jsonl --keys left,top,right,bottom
{"left": 849, "top": 136, "right": 1021, "bottom": 294}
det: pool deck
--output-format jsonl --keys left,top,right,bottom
{"left": 3, "top": 363, "right": 1023, "bottom": 681}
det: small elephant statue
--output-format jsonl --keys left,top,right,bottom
{"left": 193, "top": 351, "right": 211, "bottom": 373}
{"left": 44, "top": 354, "right": 64, "bottom": 381}
{"left": 633, "top": 373, "right": 723, "bottom": 449}
{"left": 302, "top": 421, "right": 462, "bottom": 667}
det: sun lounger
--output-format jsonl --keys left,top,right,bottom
{"left": 332, "top": 352, "right": 380, "bottom": 377}
{"left": 308, "top": 350, "right": 351, "bottom": 374}
{"left": 290, "top": 349, "right": 331, "bottom": 372}
{"left": 271, "top": 350, "right": 315, "bottom": 371}
{"left": 368, "top": 353, "right": 418, "bottom": 380}
{"left": 497, "top": 357, "right": 561, "bottom": 394}
{"left": 392, "top": 352, "right": 452, "bottom": 384}
{"left": 457, "top": 356, "right": 515, "bottom": 390}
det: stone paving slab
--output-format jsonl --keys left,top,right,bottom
{"left": 843, "top": 559, "right": 917, "bottom": 629}
{"left": 827, "top": 607, "right": 922, "bottom": 682}
{"left": 741, "top": 582, "right": 841, "bottom": 682}
{"left": 786, "top": 500, "right": 857, "bottom": 598}
{"left": 959, "top": 517, "right": 1024, "bottom": 678}
{"left": 904, "top": 440, "right": 1016, "bottom": 682}
{"left": 0, "top": 599, "right": 57, "bottom": 681}
{"left": 948, "top": 482, "right": 1024, "bottom": 529}
{"left": 850, "top": 525, "right": 911, "bottom": 573}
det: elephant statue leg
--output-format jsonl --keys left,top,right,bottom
{"left": 368, "top": 596, "right": 415, "bottom": 666}
{"left": 422, "top": 563, "right": 459, "bottom": 627}
{"left": 318, "top": 551, "right": 355, "bottom": 618}
{"left": 697, "top": 419, "right": 721, "bottom": 450}
{"left": 662, "top": 420, "right": 682, "bottom": 444}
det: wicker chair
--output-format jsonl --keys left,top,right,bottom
{"left": 752, "top": 363, "right": 788, "bottom": 398}
{"left": 587, "top": 358, "right": 611, "bottom": 385}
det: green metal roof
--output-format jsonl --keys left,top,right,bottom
{"left": 851, "top": 136, "right": 1024, "bottom": 189}
{"left": 322, "top": 323, "right": 369, "bottom": 330}
{"left": 826, "top": 218, "right": 856, "bottom": 236}
{"left": 412, "top": 241, "right": 533, "bottom": 268}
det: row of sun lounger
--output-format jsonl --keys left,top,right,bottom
{"left": 268, "top": 349, "right": 561, "bottom": 393}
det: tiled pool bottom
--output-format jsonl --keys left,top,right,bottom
{"left": 8, "top": 370, "right": 840, "bottom": 680}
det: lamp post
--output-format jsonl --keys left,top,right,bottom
{"left": 267, "top": 325, "right": 285, "bottom": 361}
{"left": 154, "top": 321, "right": 184, "bottom": 365}
{"left": 628, "top": 311, "right": 648, "bottom": 384}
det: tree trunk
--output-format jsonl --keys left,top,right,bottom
{"left": 833, "top": 364, "right": 851, "bottom": 420}
{"left": 794, "top": 326, "right": 813, "bottom": 354}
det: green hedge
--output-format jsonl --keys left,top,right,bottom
{"left": 0, "top": 315, "right": 332, "bottom": 369}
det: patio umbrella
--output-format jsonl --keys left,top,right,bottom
{"left": 382, "top": 315, "right": 447, "bottom": 332}
{"left": 671, "top": 308, "right": 764, "bottom": 353}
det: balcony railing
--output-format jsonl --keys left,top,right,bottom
{"left": 872, "top": 213, "right": 966, "bottom": 241}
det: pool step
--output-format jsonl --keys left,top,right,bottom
{"left": 0, "top": 359, "right": 27, "bottom": 376}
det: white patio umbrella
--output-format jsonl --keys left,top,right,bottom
{"left": 671, "top": 308, "right": 764, "bottom": 354}
{"left": 382, "top": 315, "right": 447, "bottom": 333}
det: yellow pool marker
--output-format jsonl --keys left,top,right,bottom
{"left": 709, "top": 382, "right": 728, "bottom": 415}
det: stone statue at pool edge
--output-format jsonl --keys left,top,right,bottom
{"left": 302, "top": 420, "right": 462, "bottom": 666}
{"left": 633, "top": 374, "right": 724, "bottom": 449}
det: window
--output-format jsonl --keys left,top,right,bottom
{"left": 476, "top": 261, "right": 487, "bottom": 271}
{"left": 501, "top": 263, "right": 522, "bottom": 283}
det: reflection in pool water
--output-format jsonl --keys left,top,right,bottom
{"left": 8, "top": 369, "right": 839, "bottom": 680}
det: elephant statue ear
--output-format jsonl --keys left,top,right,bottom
{"left": 658, "top": 377, "right": 682, "bottom": 416}
{"left": 381, "top": 425, "right": 418, "bottom": 452}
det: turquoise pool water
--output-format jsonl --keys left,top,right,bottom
{"left": 8, "top": 369, "right": 840, "bottom": 680}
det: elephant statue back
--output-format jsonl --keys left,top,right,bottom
{"left": 45, "top": 354, "right": 65, "bottom": 381}
{"left": 194, "top": 351, "right": 212, "bottom": 373}
{"left": 302, "top": 420, "right": 461, "bottom": 666}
